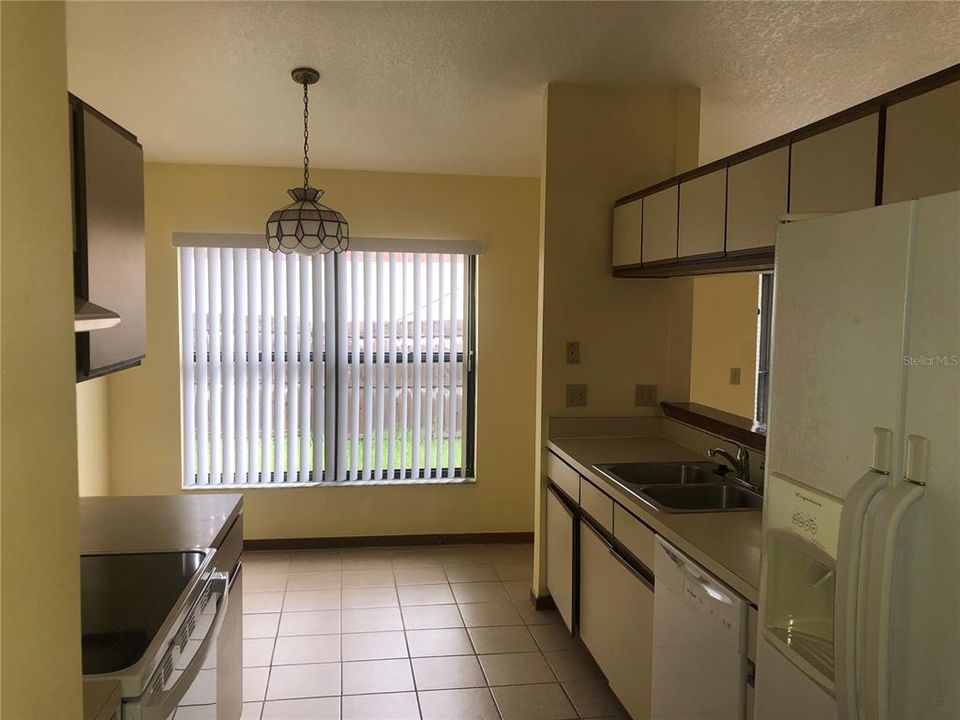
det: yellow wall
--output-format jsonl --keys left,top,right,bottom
{"left": 107, "top": 163, "right": 541, "bottom": 539}
{"left": 0, "top": 2, "right": 84, "bottom": 715}
{"left": 77, "top": 377, "right": 111, "bottom": 496}
{"left": 532, "top": 84, "right": 700, "bottom": 593}
{"left": 689, "top": 273, "right": 760, "bottom": 418}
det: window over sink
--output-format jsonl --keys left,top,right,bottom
{"left": 177, "top": 238, "right": 477, "bottom": 487}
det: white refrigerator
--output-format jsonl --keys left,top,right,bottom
{"left": 755, "top": 191, "right": 959, "bottom": 720}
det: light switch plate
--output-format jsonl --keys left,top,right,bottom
{"left": 729, "top": 368, "right": 742, "bottom": 386}
{"left": 565, "top": 341, "right": 580, "bottom": 365}
{"left": 566, "top": 384, "right": 588, "bottom": 407}
{"left": 635, "top": 384, "right": 658, "bottom": 407}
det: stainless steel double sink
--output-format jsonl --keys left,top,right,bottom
{"left": 592, "top": 461, "right": 762, "bottom": 513}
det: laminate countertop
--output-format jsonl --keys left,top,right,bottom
{"left": 79, "top": 493, "right": 243, "bottom": 553}
{"left": 547, "top": 436, "right": 762, "bottom": 604}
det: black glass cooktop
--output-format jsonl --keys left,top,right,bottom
{"left": 81, "top": 551, "right": 205, "bottom": 675}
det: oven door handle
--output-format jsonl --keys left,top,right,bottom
{"left": 139, "top": 571, "right": 229, "bottom": 720}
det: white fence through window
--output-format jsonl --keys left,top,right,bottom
{"left": 179, "top": 243, "right": 474, "bottom": 486}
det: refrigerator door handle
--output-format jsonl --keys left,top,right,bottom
{"left": 861, "top": 439, "right": 927, "bottom": 720}
{"left": 834, "top": 469, "right": 888, "bottom": 720}
{"left": 835, "top": 427, "right": 894, "bottom": 720}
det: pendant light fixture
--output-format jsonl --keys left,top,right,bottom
{"left": 266, "top": 67, "right": 349, "bottom": 255}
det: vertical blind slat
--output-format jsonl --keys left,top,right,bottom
{"left": 436, "top": 254, "right": 445, "bottom": 476}
{"left": 272, "top": 255, "right": 285, "bottom": 482}
{"left": 363, "top": 255, "right": 374, "bottom": 479}
{"left": 260, "top": 252, "right": 273, "bottom": 483}
{"left": 298, "top": 258, "right": 312, "bottom": 482}
{"left": 424, "top": 255, "right": 435, "bottom": 478}
{"left": 412, "top": 254, "right": 423, "bottom": 481}
{"left": 222, "top": 249, "right": 235, "bottom": 484}
{"left": 350, "top": 254, "right": 362, "bottom": 481}
{"left": 399, "top": 253, "right": 409, "bottom": 478}
{"left": 333, "top": 254, "right": 347, "bottom": 481}
{"left": 312, "top": 255, "right": 325, "bottom": 481}
{"left": 448, "top": 255, "right": 457, "bottom": 477}
{"left": 180, "top": 249, "right": 197, "bottom": 485}
{"left": 286, "top": 256, "right": 299, "bottom": 481}
{"left": 209, "top": 248, "right": 223, "bottom": 484}
{"left": 235, "top": 250, "right": 248, "bottom": 482}
{"left": 374, "top": 252, "right": 385, "bottom": 480}
{"left": 248, "top": 250, "right": 261, "bottom": 483}
{"left": 387, "top": 253, "right": 398, "bottom": 479}
{"left": 196, "top": 250, "right": 210, "bottom": 485}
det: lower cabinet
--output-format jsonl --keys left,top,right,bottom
{"left": 579, "top": 519, "right": 655, "bottom": 720}
{"left": 545, "top": 485, "right": 575, "bottom": 632}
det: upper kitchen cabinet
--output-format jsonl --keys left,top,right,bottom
{"left": 641, "top": 184, "right": 678, "bottom": 264}
{"left": 726, "top": 146, "right": 789, "bottom": 253}
{"left": 789, "top": 113, "right": 879, "bottom": 214}
{"left": 883, "top": 79, "right": 960, "bottom": 204}
{"left": 71, "top": 95, "right": 146, "bottom": 380}
{"left": 611, "top": 198, "right": 642, "bottom": 267}
{"left": 678, "top": 168, "right": 726, "bottom": 260}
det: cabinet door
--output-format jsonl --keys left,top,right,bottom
{"left": 579, "top": 521, "right": 654, "bottom": 720}
{"left": 726, "top": 147, "right": 789, "bottom": 252}
{"left": 546, "top": 487, "right": 575, "bottom": 632}
{"left": 678, "top": 169, "right": 726, "bottom": 259}
{"left": 883, "top": 80, "right": 960, "bottom": 203}
{"left": 790, "top": 113, "right": 878, "bottom": 214}
{"left": 612, "top": 199, "right": 642, "bottom": 267}
{"left": 641, "top": 185, "right": 678, "bottom": 264}
{"left": 76, "top": 104, "right": 146, "bottom": 376}
{"left": 578, "top": 520, "right": 614, "bottom": 670}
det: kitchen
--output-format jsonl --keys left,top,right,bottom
{"left": 2, "top": 2, "right": 959, "bottom": 720}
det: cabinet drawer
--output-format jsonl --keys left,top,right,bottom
{"left": 678, "top": 168, "right": 726, "bottom": 259}
{"left": 613, "top": 504, "right": 655, "bottom": 571}
{"left": 612, "top": 198, "right": 642, "bottom": 267}
{"left": 641, "top": 185, "right": 679, "bottom": 263}
{"left": 580, "top": 479, "right": 613, "bottom": 533}
{"left": 790, "top": 113, "right": 878, "bottom": 214}
{"left": 546, "top": 452, "right": 579, "bottom": 502}
{"left": 747, "top": 605, "right": 758, "bottom": 664}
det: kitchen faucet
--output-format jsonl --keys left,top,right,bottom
{"left": 707, "top": 445, "right": 756, "bottom": 490}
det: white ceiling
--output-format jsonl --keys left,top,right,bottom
{"left": 66, "top": 1, "right": 960, "bottom": 177}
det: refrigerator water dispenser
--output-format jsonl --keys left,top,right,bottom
{"left": 763, "top": 473, "right": 844, "bottom": 693}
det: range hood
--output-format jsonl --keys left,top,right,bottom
{"left": 74, "top": 297, "right": 121, "bottom": 332}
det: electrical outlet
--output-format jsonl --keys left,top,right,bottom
{"left": 635, "top": 384, "right": 658, "bottom": 407}
{"left": 565, "top": 341, "right": 580, "bottom": 365}
{"left": 566, "top": 384, "right": 588, "bottom": 407}
{"left": 729, "top": 367, "right": 742, "bottom": 386}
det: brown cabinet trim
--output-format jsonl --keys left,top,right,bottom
{"left": 613, "top": 247, "right": 773, "bottom": 278}
{"left": 661, "top": 401, "right": 766, "bottom": 451}
{"left": 615, "top": 63, "right": 960, "bottom": 207}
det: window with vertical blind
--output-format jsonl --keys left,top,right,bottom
{"left": 177, "top": 235, "right": 477, "bottom": 487}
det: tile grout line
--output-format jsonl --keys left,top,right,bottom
{"left": 393, "top": 562, "right": 425, "bottom": 720}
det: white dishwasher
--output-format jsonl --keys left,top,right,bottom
{"left": 652, "top": 537, "right": 748, "bottom": 720}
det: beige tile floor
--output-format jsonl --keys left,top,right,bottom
{"left": 239, "top": 543, "right": 628, "bottom": 720}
